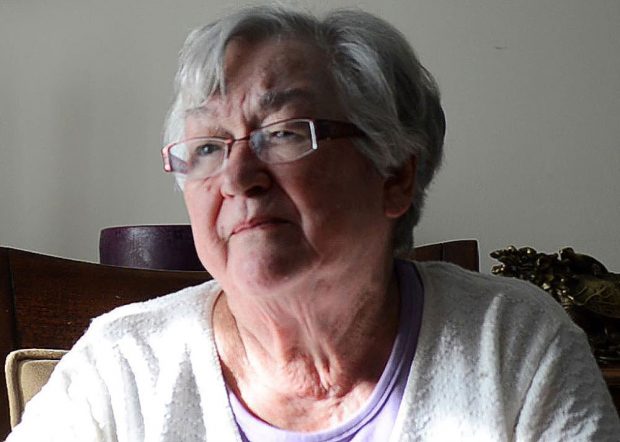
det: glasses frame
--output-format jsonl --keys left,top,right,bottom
{"left": 161, "top": 118, "right": 364, "bottom": 178}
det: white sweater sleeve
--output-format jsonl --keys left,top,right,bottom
{"left": 4, "top": 282, "right": 225, "bottom": 442}
{"left": 396, "top": 262, "right": 620, "bottom": 441}
{"left": 514, "top": 323, "right": 619, "bottom": 441}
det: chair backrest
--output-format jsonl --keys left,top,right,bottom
{"left": 410, "top": 239, "right": 479, "bottom": 272}
{"left": 0, "top": 239, "right": 478, "bottom": 436}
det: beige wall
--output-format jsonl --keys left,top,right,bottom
{"left": 1, "top": 0, "right": 619, "bottom": 272}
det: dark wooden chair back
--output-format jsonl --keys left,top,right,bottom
{"left": 409, "top": 239, "right": 479, "bottom": 272}
{"left": 0, "top": 239, "right": 478, "bottom": 437}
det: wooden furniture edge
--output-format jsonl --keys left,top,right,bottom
{"left": 0, "top": 248, "right": 17, "bottom": 438}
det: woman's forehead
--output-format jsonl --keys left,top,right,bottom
{"left": 184, "top": 90, "right": 327, "bottom": 137}
{"left": 187, "top": 40, "right": 342, "bottom": 125}
{"left": 222, "top": 38, "right": 334, "bottom": 95}
{"left": 190, "top": 87, "right": 321, "bottom": 120}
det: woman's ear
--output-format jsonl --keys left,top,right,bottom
{"left": 383, "top": 155, "right": 417, "bottom": 219}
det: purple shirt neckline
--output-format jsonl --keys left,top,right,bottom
{"left": 228, "top": 260, "right": 424, "bottom": 442}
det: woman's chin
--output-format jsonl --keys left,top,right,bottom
{"left": 225, "top": 249, "right": 309, "bottom": 295}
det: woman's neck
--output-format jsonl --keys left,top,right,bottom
{"left": 212, "top": 261, "right": 401, "bottom": 430}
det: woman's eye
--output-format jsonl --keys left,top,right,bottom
{"left": 195, "top": 143, "right": 223, "bottom": 156}
{"left": 267, "top": 129, "right": 307, "bottom": 144}
{"left": 270, "top": 130, "right": 297, "bottom": 139}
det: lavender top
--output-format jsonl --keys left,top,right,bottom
{"left": 229, "top": 259, "right": 424, "bottom": 441}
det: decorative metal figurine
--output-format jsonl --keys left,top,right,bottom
{"left": 491, "top": 246, "right": 620, "bottom": 362}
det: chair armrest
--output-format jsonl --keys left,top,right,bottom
{"left": 5, "top": 349, "right": 67, "bottom": 429}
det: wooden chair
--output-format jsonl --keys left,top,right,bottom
{"left": 0, "top": 240, "right": 478, "bottom": 437}
{"left": 410, "top": 239, "right": 479, "bottom": 272}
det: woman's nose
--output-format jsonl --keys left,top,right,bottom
{"left": 220, "top": 140, "right": 272, "bottom": 197}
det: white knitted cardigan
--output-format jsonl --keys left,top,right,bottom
{"left": 7, "top": 262, "right": 620, "bottom": 441}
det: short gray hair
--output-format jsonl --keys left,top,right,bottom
{"left": 164, "top": 5, "right": 445, "bottom": 254}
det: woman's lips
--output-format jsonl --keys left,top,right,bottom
{"left": 231, "top": 218, "right": 289, "bottom": 235}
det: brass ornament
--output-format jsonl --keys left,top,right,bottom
{"left": 491, "top": 246, "right": 620, "bottom": 362}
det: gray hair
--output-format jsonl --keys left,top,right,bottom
{"left": 164, "top": 5, "right": 445, "bottom": 254}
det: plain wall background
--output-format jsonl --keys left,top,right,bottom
{"left": 1, "top": 0, "right": 618, "bottom": 273}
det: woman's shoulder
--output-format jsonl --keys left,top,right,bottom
{"left": 413, "top": 260, "right": 576, "bottom": 334}
{"left": 79, "top": 279, "right": 222, "bottom": 348}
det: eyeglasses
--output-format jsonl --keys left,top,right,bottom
{"left": 161, "top": 118, "right": 364, "bottom": 180}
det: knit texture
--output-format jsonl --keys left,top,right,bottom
{"left": 7, "top": 262, "right": 619, "bottom": 441}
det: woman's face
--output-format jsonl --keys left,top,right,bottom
{"left": 183, "top": 38, "right": 412, "bottom": 296}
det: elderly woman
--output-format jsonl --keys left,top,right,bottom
{"left": 7, "top": 5, "right": 619, "bottom": 441}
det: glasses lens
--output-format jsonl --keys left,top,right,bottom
{"left": 170, "top": 138, "right": 226, "bottom": 179}
{"left": 254, "top": 120, "right": 314, "bottom": 164}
